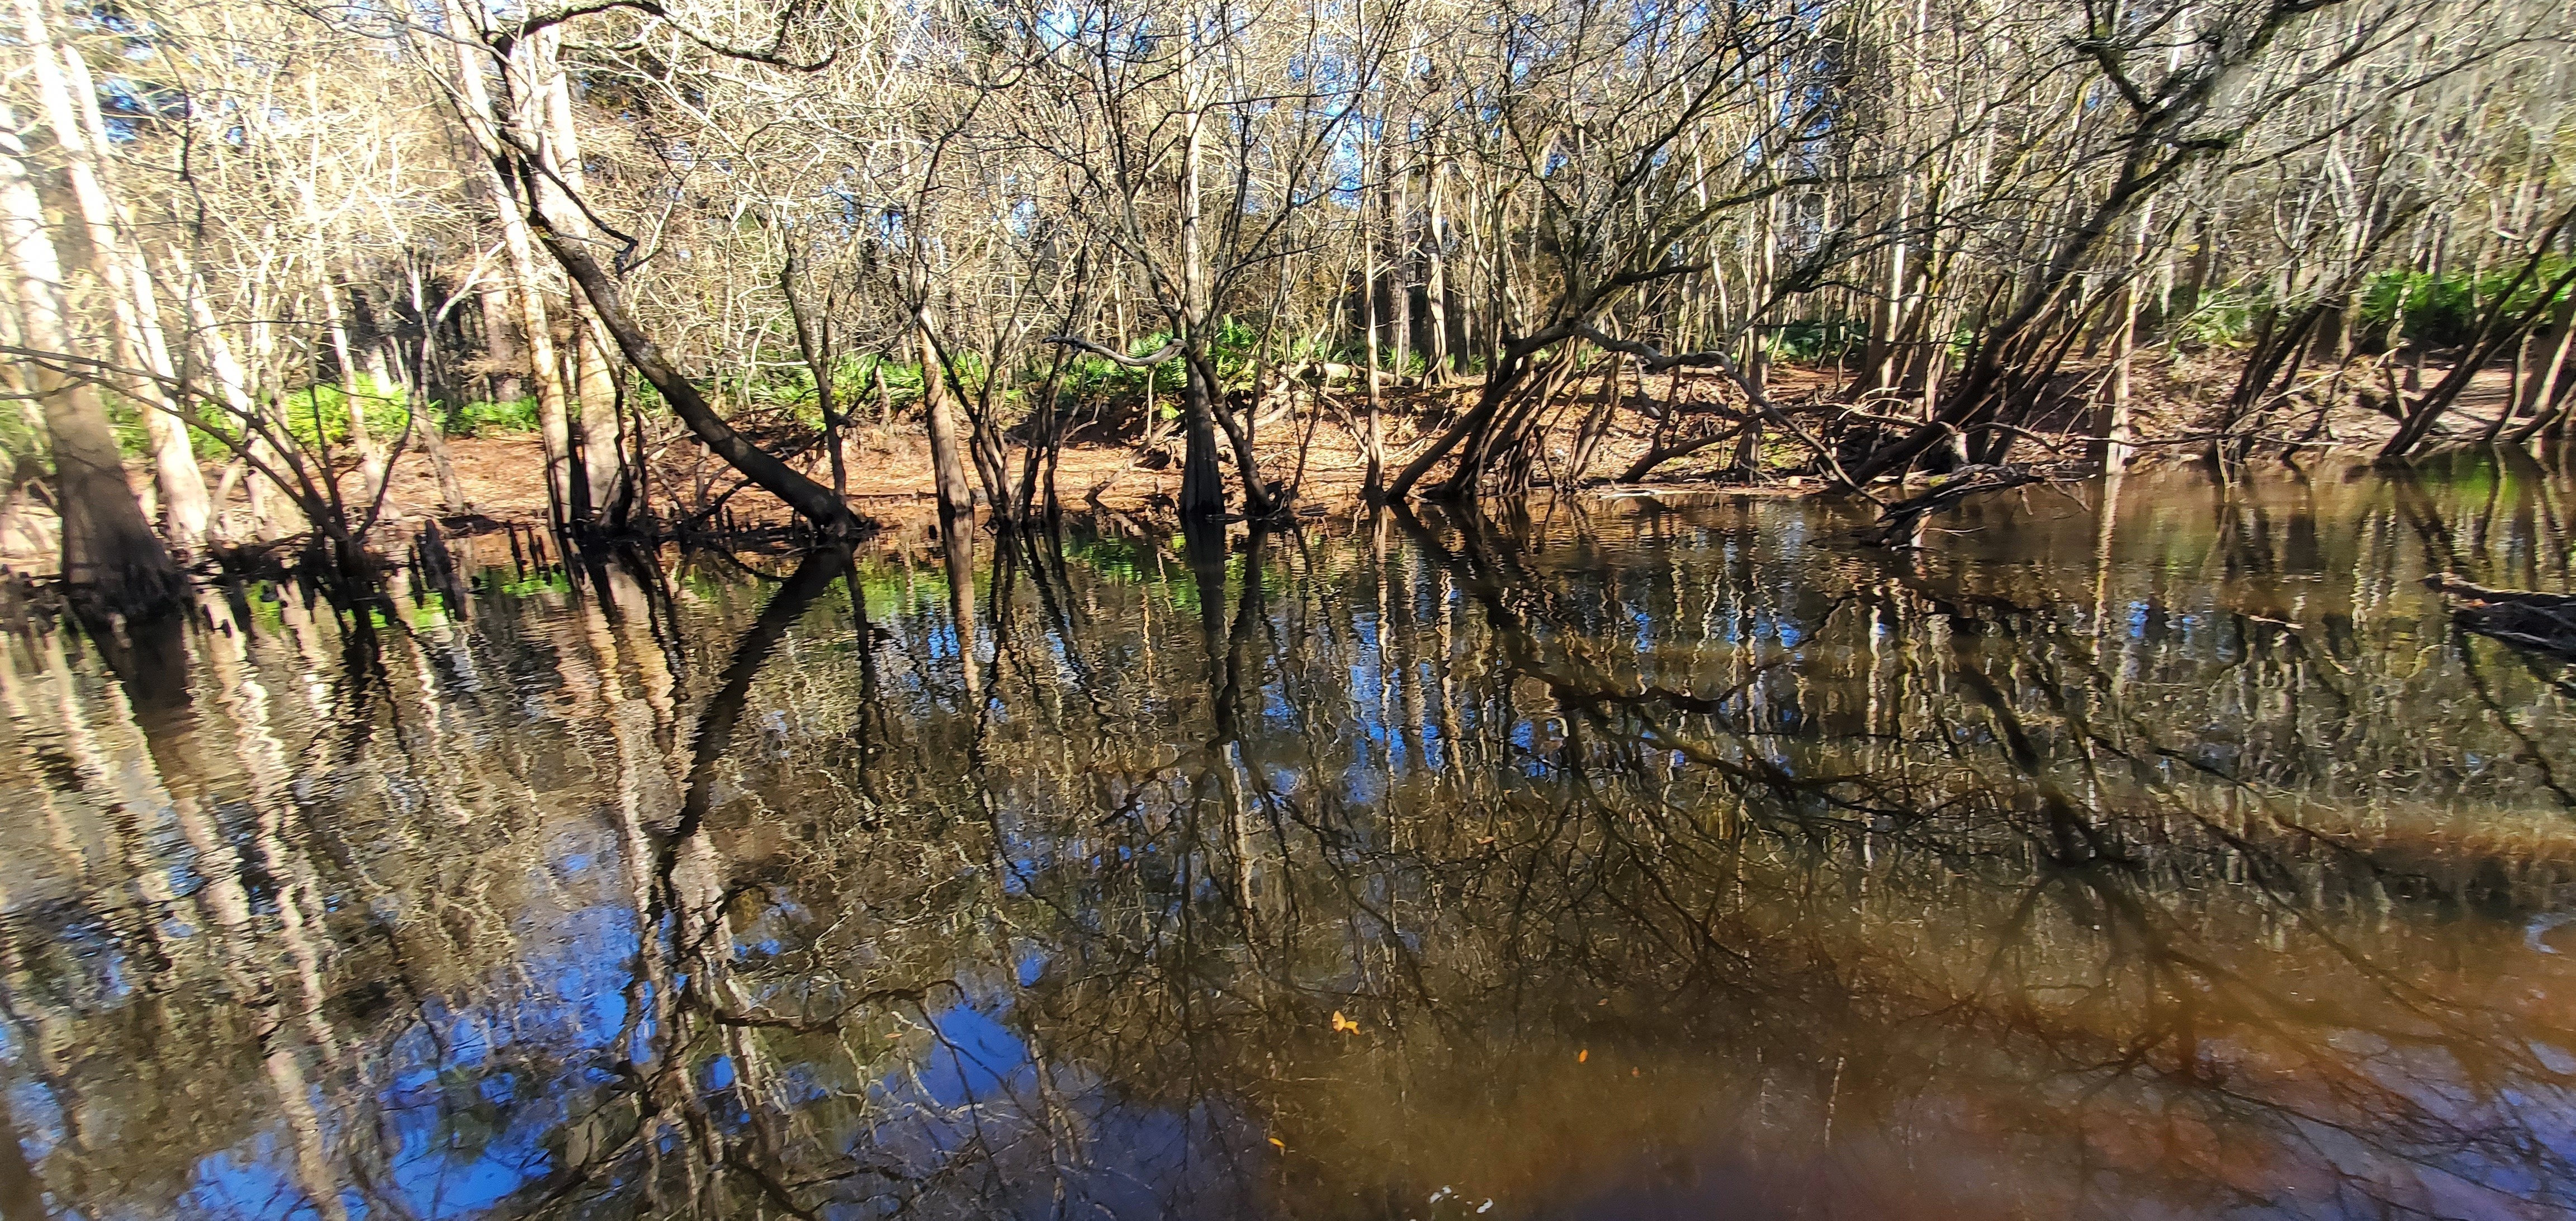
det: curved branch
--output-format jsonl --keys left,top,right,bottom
{"left": 499, "top": 0, "right": 837, "bottom": 70}
{"left": 1043, "top": 335, "right": 1181, "bottom": 368}
{"left": 1570, "top": 323, "right": 1879, "bottom": 504}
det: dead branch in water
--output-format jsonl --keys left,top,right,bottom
{"left": 2425, "top": 574, "right": 2576, "bottom": 660}
{"left": 1857, "top": 464, "right": 2045, "bottom": 548}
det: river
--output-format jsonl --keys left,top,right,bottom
{"left": 2, "top": 457, "right": 2573, "bottom": 1219}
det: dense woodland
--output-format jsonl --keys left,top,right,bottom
{"left": 0, "top": 0, "right": 2572, "bottom": 616}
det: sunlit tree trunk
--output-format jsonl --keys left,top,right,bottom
{"left": 2094, "top": 278, "right": 2141, "bottom": 470}
{"left": 0, "top": 103, "right": 180, "bottom": 618}
{"left": 20, "top": 0, "right": 212, "bottom": 551}
{"left": 533, "top": 27, "right": 632, "bottom": 526}
{"left": 919, "top": 322, "right": 976, "bottom": 523}
{"left": 1175, "top": 93, "right": 1227, "bottom": 519}
{"left": 1360, "top": 127, "right": 1388, "bottom": 498}
{"left": 476, "top": 284, "right": 527, "bottom": 404}
{"left": 403, "top": 258, "right": 472, "bottom": 513}
{"left": 169, "top": 248, "right": 299, "bottom": 539}
{"left": 447, "top": 10, "right": 576, "bottom": 528}
{"left": 1423, "top": 147, "right": 1451, "bottom": 380}
{"left": 778, "top": 240, "right": 847, "bottom": 509}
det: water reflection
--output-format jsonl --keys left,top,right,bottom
{"left": 3, "top": 460, "right": 2575, "bottom": 1219}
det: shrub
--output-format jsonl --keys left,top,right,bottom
{"left": 2359, "top": 262, "right": 2572, "bottom": 349}
{"left": 2168, "top": 289, "right": 2260, "bottom": 351}
{"left": 459, "top": 396, "right": 541, "bottom": 436}
{"left": 1769, "top": 318, "right": 1867, "bottom": 362}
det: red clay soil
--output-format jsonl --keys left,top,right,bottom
{"left": 0, "top": 355, "right": 2518, "bottom": 573}
{"left": 400, "top": 373, "right": 1824, "bottom": 532}
{"left": 391, "top": 354, "right": 2507, "bottom": 537}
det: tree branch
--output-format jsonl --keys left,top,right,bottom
{"left": 1043, "top": 335, "right": 1181, "bottom": 368}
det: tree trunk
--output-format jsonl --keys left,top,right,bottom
{"left": 2092, "top": 280, "right": 2139, "bottom": 470}
{"left": 1361, "top": 244, "right": 1388, "bottom": 498}
{"left": 778, "top": 244, "right": 847, "bottom": 509}
{"left": 447, "top": 12, "right": 576, "bottom": 528}
{"left": 571, "top": 313, "right": 629, "bottom": 524}
{"left": 22, "top": 0, "right": 211, "bottom": 551}
{"left": 477, "top": 286, "right": 527, "bottom": 404}
{"left": 1386, "top": 160, "right": 1412, "bottom": 380}
{"left": 1177, "top": 353, "right": 1227, "bottom": 518}
{"left": 1173, "top": 89, "right": 1232, "bottom": 520}
{"left": 0, "top": 104, "right": 179, "bottom": 618}
{"left": 532, "top": 29, "right": 633, "bottom": 526}
{"left": 169, "top": 248, "right": 301, "bottom": 538}
{"left": 502, "top": 189, "right": 575, "bottom": 527}
{"left": 317, "top": 275, "right": 397, "bottom": 523}
{"left": 404, "top": 260, "right": 472, "bottom": 513}
{"left": 918, "top": 324, "right": 976, "bottom": 523}
{"left": 1424, "top": 159, "right": 1451, "bottom": 381}
{"left": 527, "top": 207, "right": 860, "bottom": 533}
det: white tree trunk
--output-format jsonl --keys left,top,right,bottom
{"left": 448, "top": 10, "right": 575, "bottom": 528}
{"left": 18, "top": 0, "right": 211, "bottom": 551}
{"left": 0, "top": 101, "right": 178, "bottom": 614}
{"left": 533, "top": 27, "right": 628, "bottom": 523}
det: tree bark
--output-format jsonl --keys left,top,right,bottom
{"left": 1175, "top": 93, "right": 1228, "bottom": 520}
{"left": 169, "top": 247, "right": 301, "bottom": 538}
{"left": 527, "top": 206, "right": 861, "bottom": 533}
{"left": 918, "top": 323, "right": 976, "bottom": 523}
{"left": 531, "top": 29, "right": 632, "bottom": 525}
{"left": 404, "top": 259, "right": 472, "bottom": 513}
{"left": 476, "top": 285, "right": 527, "bottom": 404}
{"left": 778, "top": 243, "right": 847, "bottom": 509}
{"left": 0, "top": 103, "right": 180, "bottom": 618}
{"left": 447, "top": 14, "right": 576, "bottom": 528}
{"left": 21, "top": 0, "right": 211, "bottom": 551}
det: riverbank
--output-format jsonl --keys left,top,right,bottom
{"left": 0, "top": 350, "right": 2532, "bottom": 576}
{"left": 324, "top": 349, "right": 2532, "bottom": 524}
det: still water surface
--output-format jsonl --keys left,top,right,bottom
{"left": 4, "top": 462, "right": 2575, "bottom": 1220}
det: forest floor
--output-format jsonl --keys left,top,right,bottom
{"left": 391, "top": 352, "right": 2508, "bottom": 538}
{"left": 0, "top": 352, "right": 2528, "bottom": 574}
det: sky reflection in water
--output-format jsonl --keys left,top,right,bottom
{"left": 3, "top": 458, "right": 2575, "bottom": 1219}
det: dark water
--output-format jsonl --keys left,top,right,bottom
{"left": 5, "top": 460, "right": 2576, "bottom": 1220}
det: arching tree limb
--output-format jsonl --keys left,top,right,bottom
{"left": 528, "top": 211, "right": 864, "bottom": 536}
{"left": 1571, "top": 324, "right": 1879, "bottom": 503}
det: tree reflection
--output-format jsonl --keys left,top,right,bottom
{"left": 0, "top": 464, "right": 2572, "bottom": 1219}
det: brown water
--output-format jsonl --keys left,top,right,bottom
{"left": 4, "top": 458, "right": 2575, "bottom": 1220}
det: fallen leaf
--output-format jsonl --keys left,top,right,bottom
{"left": 1578, "top": 1049, "right": 1589, "bottom": 1063}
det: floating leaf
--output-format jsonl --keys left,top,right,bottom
{"left": 1330, "top": 1010, "right": 1360, "bottom": 1034}
{"left": 1577, "top": 1049, "right": 1589, "bottom": 1063}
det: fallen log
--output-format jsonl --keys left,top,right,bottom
{"left": 1857, "top": 463, "right": 2043, "bottom": 547}
{"left": 2424, "top": 573, "right": 2576, "bottom": 659}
